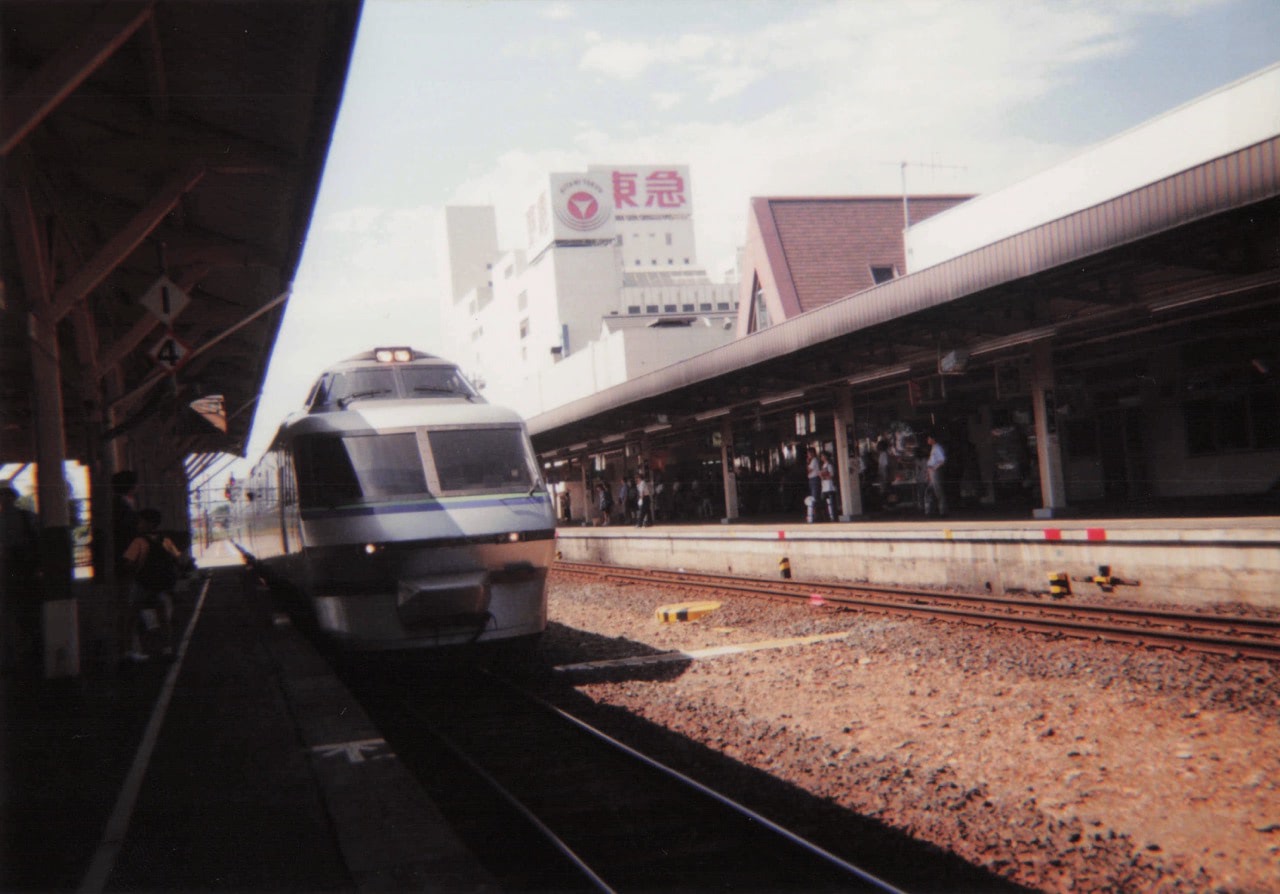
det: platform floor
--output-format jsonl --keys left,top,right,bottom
{"left": 0, "top": 553, "right": 496, "bottom": 893}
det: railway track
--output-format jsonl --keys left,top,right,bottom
{"left": 344, "top": 660, "right": 901, "bottom": 893}
{"left": 555, "top": 561, "right": 1280, "bottom": 663}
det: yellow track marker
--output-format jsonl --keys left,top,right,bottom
{"left": 655, "top": 601, "right": 721, "bottom": 623}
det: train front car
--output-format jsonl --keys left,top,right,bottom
{"left": 261, "top": 349, "right": 556, "bottom": 650}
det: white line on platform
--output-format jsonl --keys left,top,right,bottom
{"left": 78, "top": 577, "right": 211, "bottom": 894}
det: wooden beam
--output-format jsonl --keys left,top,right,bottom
{"left": 0, "top": 1, "right": 156, "bottom": 156}
{"left": 48, "top": 161, "right": 205, "bottom": 324}
{"left": 2, "top": 186, "right": 53, "bottom": 313}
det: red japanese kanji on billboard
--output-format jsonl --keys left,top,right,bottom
{"left": 592, "top": 165, "right": 691, "bottom": 218}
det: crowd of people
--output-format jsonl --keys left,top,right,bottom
{"left": 578, "top": 428, "right": 960, "bottom": 528}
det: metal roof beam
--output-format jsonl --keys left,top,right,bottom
{"left": 49, "top": 161, "right": 205, "bottom": 324}
{"left": 0, "top": 1, "right": 156, "bottom": 157}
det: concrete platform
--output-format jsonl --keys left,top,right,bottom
{"left": 555, "top": 515, "right": 1280, "bottom": 609}
{"left": 0, "top": 548, "right": 496, "bottom": 893}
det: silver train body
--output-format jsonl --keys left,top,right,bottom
{"left": 236, "top": 349, "right": 556, "bottom": 650}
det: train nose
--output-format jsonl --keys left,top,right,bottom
{"left": 396, "top": 570, "right": 491, "bottom": 628}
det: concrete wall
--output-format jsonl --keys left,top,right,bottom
{"left": 554, "top": 520, "right": 1280, "bottom": 609}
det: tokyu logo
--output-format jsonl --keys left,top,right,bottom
{"left": 554, "top": 177, "right": 610, "bottom": 232}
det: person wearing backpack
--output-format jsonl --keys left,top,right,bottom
{"left": 121, "top": 508, "right": 183, "bottom": 662}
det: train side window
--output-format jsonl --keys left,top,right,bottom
{"left": 295, "top": 436, "right": 362, "bottom": 508}
{"left": 307, "top": 375, "right": 333, "bottom": 411}
{"left": 342, "top": 433, "right": 428, "bottom": 497}
{"left": 427, "top": 428, "right": 534, "bottom": 492}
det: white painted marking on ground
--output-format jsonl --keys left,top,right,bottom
{"left": 310, "top": 738, "right": 392, "bottom": 764}
{"left": 78, "top": 577, "right": 212, "bottom": 894}
{"left": 553, "top": 631, "right": 852, "bottom": 673}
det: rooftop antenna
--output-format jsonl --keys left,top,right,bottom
{"left": 879, "top": 159, "right": 967, "bottom": 230}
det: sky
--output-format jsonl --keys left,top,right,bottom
{"left": 234, "top": 0, "right": 1280, "bottom": 475}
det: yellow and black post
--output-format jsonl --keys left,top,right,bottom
{"left": 778, "top": 556, "right": 792, "bottom": 579}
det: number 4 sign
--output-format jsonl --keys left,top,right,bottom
{"left": 149, "top": 333, "right": 191, "bottom": 371}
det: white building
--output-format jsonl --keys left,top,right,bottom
{"left": 444, "top": 165, "right": 738, "bottom": 416}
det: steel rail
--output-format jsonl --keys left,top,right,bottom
{"left": 360, "top": 660, "right": 904, "bottom": 893}
{"left": 555, "top": 561, "right": 1280, "bottom": 663}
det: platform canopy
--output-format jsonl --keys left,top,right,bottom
{"left": 0, "top": 0, "right": 363, "bottom": 468}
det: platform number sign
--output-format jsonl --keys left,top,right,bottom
{"left": 139, "top": 275, "right": 189, "bottom": 326}
{"left": 150, "top": 333, "right": 190, "bottom": 372}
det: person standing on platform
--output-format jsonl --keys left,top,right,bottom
{"left": 819, "top": 452, "right": 838, "bottom": 521}
{"left": 596, "top": 481, "right": 613, "bottom": 526}
{"left": 121, "top": 508, "right": 183, "bottom": 662}
{"left": 805, "top": 448, "right": 822, "bottom": 522}
{"left": 926, "top": 433, "right": 948, "bottom": 517}
{"left": 1, "top": 485, "right": 42, "bottom": 676}
{"left": 634, "top": 472, "right": 652, "bottom": 528}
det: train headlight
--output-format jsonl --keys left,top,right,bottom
{"left": 374, "top": 347, "right": 413, "bottom": 363}
{"left": 507, "top": 532, "right": 520, "bottom": 543}
{"left": 364, "top": 543, "right": 380, "bottom": 555}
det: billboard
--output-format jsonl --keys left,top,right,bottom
{"left": 526, "top": 165, "right": 693, "bottom": 252}
{"left": 590, "top": 165, "right": 691, "bottom": 218}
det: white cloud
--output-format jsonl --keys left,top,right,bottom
{"left": 541, "top": 1, "right": 574, "bottom": 21}
{"left": 651, "top": 91, "right": 684, "bottom": 111}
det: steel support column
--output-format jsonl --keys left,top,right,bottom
{"left": 833, "top": 389, "right": 863, "bottom": 520}
{"left": 719, "top": 417, "right": 739, "bottom": 523}
{"left": 1030, "top": 340, "right": 1068, "bottom": 518}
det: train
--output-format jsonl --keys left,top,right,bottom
{"left": 235, "top": 347, "right": 557, "bottom": 650}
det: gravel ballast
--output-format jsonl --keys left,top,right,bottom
{"left": 534, "top": 571, "right": 1280, "bottom": 893}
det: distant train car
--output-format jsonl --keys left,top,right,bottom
{"left": 237, "top": 348, "right": 556, "bottom": 650}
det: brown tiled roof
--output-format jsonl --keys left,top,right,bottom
{"left": 755, "top": 195, "right": 971, "bottom": 317}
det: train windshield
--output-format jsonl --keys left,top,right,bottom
{"left": 400, "top": 366, "right": 477, "bottom": 399}
{"left": 427, "top": 428, "right": 536, "bottom": 492}
{"left": 328, "top": 369, "right": 397, "bottom": 408}
{"left": 296, "top": 433, "right": 428, "bottom": 507}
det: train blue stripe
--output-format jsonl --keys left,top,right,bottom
{"left": 301, "top": 494, "right": 550, "bottom": 521}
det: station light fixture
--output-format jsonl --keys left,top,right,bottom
{"left": 694, "top": 407, "right": 731, "bottom": 421}
{"left": 844, "top": 364, "right": 911, "bottom": 386}
{"left": 759, "top": 389, "right": 806, "bottom": 407}
{"left": 969, "top": 325, "right": 1058, "bottom": 357}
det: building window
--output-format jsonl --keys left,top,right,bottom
{"left": 635, "top": 259, "right": 642, "bottom": 266}
{"left": 616, "top": 235, "right": 623, "bottom": 245}
{"left": 665, "top": 233, "right": 673, "bottom": 245}
{"left": 646, "top": 305, "right": 658, "bottom": 313}
{"left": 517, "top": 291, "right": 527, "bottom": 311}
{"left": 651, "top": 259, "right": 658, "bottom": 266}
{"left": 682, "top": 304, "right": 694, "bottom": 312}
{"left": 753, "top": 285, "right": 770, "bottom": 330}
{"left": 664, "top": 304, "right": 677, "bottom": 313}
{"left": 627, "top": 305, "right": 641, "bottom": 314}
{"left": 871, "top": 265, "right": 896, "bottom": 284}
{"left": 519, "top": 318, "right": 529, "bottom": 339}
{"left": 668, "top": 258, "right": 674, "bottom": 265}
{"left": 716, "top": 302, "right": 730, "bottom": 311}
{"left": 683, "top": 258, "right": 690, "bottom": 264}
{"left": 700, "top": 303, "right": 712, "bottom": 311}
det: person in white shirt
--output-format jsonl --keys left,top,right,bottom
{"left": 819, "top": 452, "right": 837, "bottom": 521}
{"left": 634, "top": 473, "right": 653, "bottom": 527}
{"left": 926, "top": 434, "right": 948, "bottom": 516}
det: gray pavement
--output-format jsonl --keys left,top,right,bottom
{"left": 1, "top": 554, "right": 495, "bottom": 892}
